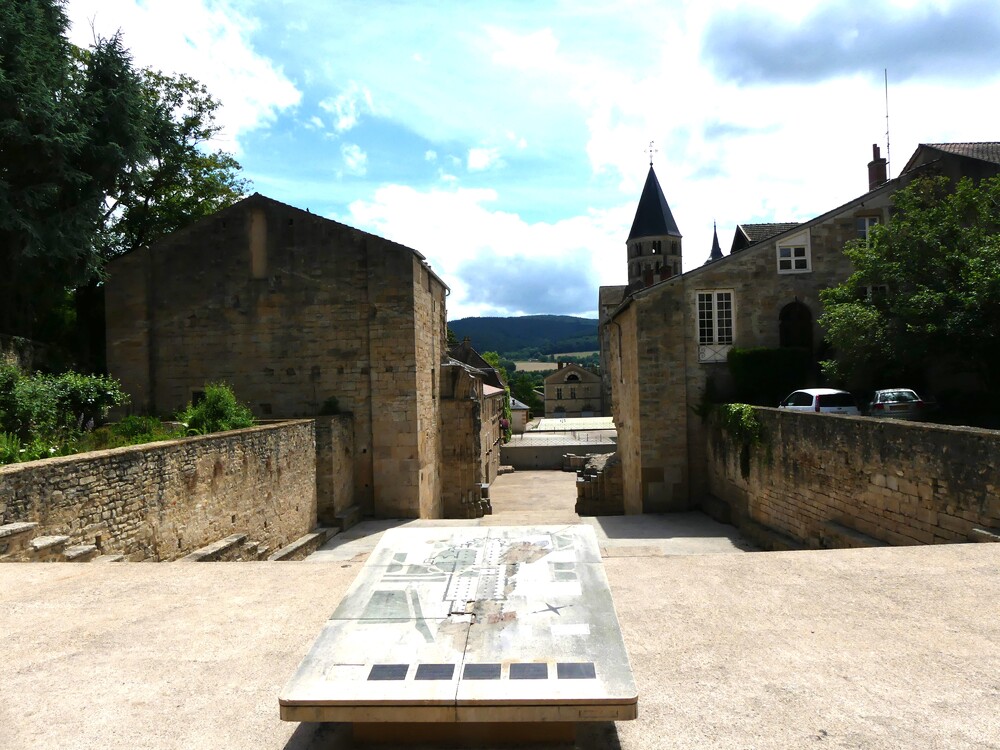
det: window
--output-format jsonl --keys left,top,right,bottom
{"left": 697, "top": 290, "right": 734, "bottom": 362}
{"left": 556, "top": 387, "right": 563, "bottom": 400}
{"left": 856, "top": 216, "right": 879, "bottom": 239}
{"left": 865, "top": 284, "right": 888, "bottom": 303}
{"left": 570, "top": 387, "right": 577, "bottom": 400}
{"left": 777, "top": 245, "right": 810, "bottom": 273}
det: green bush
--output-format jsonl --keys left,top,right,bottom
{"left": 177, "top": 382, "right": 254, "bottom": 435}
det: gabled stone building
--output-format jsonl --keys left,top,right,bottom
{"left": 601, "top": 142, "right": 1000, "bottom": 514}
{"left": 544, "top": 362, "right": 602, "bottom": 417}
{"left": 107, "top": 193, "right": 460, "bottom": 521}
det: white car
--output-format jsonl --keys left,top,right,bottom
{"left": 778, "top": 388, "right": 860, "bottom": 415}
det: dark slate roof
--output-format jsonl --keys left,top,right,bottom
{"left": 900, "top": 142, "right": 1000, "bottom": 175}
{"left": 447, "top": 338, "right": 505, "bottom": 390}
{"left": 729, "top": 222, "right": 800, "bottom": 253}
{"left": 627, "top": 166, "right": 681, "bottom": 241}
{"left": 741, "top": 222, "right": 801, "bottom": 243}
{"left": 706, "top": 223, "right": 724, "bottom": 264}
{"left": 924, "top": 142, "right": 1000, "bottom": 165}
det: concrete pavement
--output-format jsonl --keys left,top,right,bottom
{"left": 1, "top": 470, "right": 998, "bottom": 749}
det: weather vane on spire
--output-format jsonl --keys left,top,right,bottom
{"left": 646, "top": 140, "right": 658, "bottom": 167}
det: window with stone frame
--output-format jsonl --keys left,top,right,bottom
{"left": 856, "top": 215, "right": 880, "bottom": 240}
{"left": 697, "top": 290, "right": 735, "bottom": 362}
{"left": 556, "top": 387, "right": 563, "bottom": 400}
{"left": 777, "top": 244, "right": 810, "bottom": 273}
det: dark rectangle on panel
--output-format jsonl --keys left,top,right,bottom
{"left": 463, "top": 663, "right": 501, "bottom": 680}
{"left": 414, "top": 663, "right": 455, "bottom": 681}
{"left": 557, "top": 662, "right": 596, "bottom": 679}
{"left": 368, "top": 664, "right": 409, "bottom": 681}
{"left": 509, "top": 662, "right": 548, "bottom": 680}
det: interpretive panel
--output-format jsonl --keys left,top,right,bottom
{"left": 280, "top": 525, "right": 637, "bottom": 724}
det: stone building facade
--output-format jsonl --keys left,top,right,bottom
{"left": 544, "top": 362, "right": 602, "bottom": 417}
{"left": 106, "top": 193, "right": 453, "bottom": 519}
{"left": 602, "top": 142, "right": 1000, "bottom": 514}
{"left": 439, "top": 359, "right": 504, "bottom": 518}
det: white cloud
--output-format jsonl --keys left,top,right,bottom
{"left": 425, "top": 150, "right": 438, "bottom": 162}
{"left": 65, "top": 0, "right": 301, "bottom": 155}
{"left": 467, "top": 147, "right": 502, "bottom": 172}
{"left": 342, "top": 184, "right": 631, "bottom": 319}
{"left": 319, "top": 81, "right": 375, "bottom": 133}
{"left": 340, "top": 143, "right": 368, "bottom": 176}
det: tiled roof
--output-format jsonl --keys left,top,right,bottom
{"left": 741, "top": 222, "right": 800, "bottom": 243}
{"left": 923, "top": 142, "right": 1000, "bottom": 166}
{"left": 627, "top": 166, "right": 681, "bottom": 241}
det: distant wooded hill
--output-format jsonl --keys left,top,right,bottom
{"left": 449, "top": 315, "right": 598, "bottom": 357}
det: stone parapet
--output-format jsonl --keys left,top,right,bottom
{"left": 0, "top": 421, "right": 317, "bottom": 561}
{"left": 706, "top": 408, "right": 1000, "bottom": 549}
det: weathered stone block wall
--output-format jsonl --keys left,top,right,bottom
{"left": 107, "top": 194, "right": 451, "bottom": 519}
{"left": 315, "top": 415, "right": 354, "bottom": 525}
{"left": 439, "top": 363, "right": 493, "bottom": 519}
{"left": 411, "top": 258, "right": 446, "bottom": 519}
{"left": 0, "top": 421, "right": 316, "bottom": 560}
{"left": 608, "top": 303, "right": 643, "bottom": 514}
{"left": 706, "top": 408, "right": 1000, "bottom": 547}
{"left": 575, "top": 453, "right": 624, "bottom": 516}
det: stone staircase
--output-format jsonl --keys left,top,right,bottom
{"left": 0, "top": 522, "right": 105, "bottom": 563}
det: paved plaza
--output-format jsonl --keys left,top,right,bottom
{"left": 2, "top": 471, "right": 998, "bottom": 749}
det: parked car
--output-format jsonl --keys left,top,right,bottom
{"left": 778, "top": 388, "right": 860, "bottom": 415}
{"left": 867, "top": 388, "right": 927, "bottom": 420}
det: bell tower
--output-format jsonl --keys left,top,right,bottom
{"left": 626, "top": 146, "right": 682, "bottom": 289}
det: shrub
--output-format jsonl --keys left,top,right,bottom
{"left": 176, "top": 382, "right": 254, "bottom": 435}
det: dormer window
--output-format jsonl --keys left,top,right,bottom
{"left": 776, "top": 230, "right": 811, "bottom": 274}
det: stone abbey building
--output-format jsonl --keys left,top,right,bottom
{"left": 106, "top": 194, "right": 500, "bottom": 522}
{"left": 600, "top": 142, "right": 1000, "bottom": 514}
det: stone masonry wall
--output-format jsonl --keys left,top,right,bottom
{"left": 315, "top": 415, "right": 354, "bottom": 526}
{"left": 706, "top": 408, "right": 1000, "bottom": 547}
{"left": 0, "top": 421, "right": 316, "bottom": 561}
{"left": 107, "top": 194, "right": 451, "bottom": 519}
{"left": 608, "top": 303, "right": 643, "bottom": 514}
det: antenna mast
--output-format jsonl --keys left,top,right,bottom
{"left": 884, "top": 68, "right": 891, "bottom": 180}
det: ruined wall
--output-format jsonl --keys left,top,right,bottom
{"left": 107, "top": 194, "right": 449, "bottom": 519}
{"left": 607, "top": 303, "right": 643, "bottom": 514}
{"left": 439, "top": 364, "right": 492, "bottom": 518}
{"left": 315, "top": 415, "right": 354, "bottom": 526}
{"left": 706, "top": 409, "right": 1000, "bottom": 547}
{"left": 411, "top": 258, "right": 447, "bottom": 519}
{"left": 0, "top": 421, "right": 316, "bottom": 561}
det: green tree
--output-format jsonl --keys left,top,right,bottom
{"left": 98, "top": 69, "right": 249, "bottom": 259}
{"left": 510, "top": 371, "right": 544, "bottom": 413}
{"left": 0, "top": 1, "right": 149, "bottom": 337}
{"left": 819, "top": 174, "right": 1000, "bottom": 390}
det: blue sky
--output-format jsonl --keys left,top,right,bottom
{"left": 66, "top": 0, "right": 1000, "bottom": 320}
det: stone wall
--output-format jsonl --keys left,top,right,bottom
{"left": 106, "top": 193, "right": 450, "bottom": 519}
{"left": 575, "top": 453, "right": 624, "bottom": 516}
{"left": 315, "top": 415, "right": 354, "bottom": 526}
{"left": 706, "top": 408, "right": 1000, "bottom": 548}
{"left": 0, "top": 421, "right": 316, "bottom": 561}
{"left": 439, "top": 363, "right": 494, "bottom": 518}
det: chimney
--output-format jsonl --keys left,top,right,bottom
{"left": 558, "top": 362, "right": 565, "bottom": 370}
{"left": 868, "top": 144, "right": 887, "bottom": 191}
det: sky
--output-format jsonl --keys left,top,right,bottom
{"left": 65, "top": 0, "right": 1000, "bottom": 321}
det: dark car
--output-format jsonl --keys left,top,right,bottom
{"left": 867, "top": 388, "right": 927, "bottom": 421}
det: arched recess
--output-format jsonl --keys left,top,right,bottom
{"left": 779, "top": 300, "right": 813, "bottom": 350}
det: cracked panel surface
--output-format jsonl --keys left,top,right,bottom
{"left": 280, "top": 526, "right": 637, "bottom": 722}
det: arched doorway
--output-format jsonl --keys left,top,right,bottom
{"left": 779, "top": 300, "right": 813, "bottom": 350}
